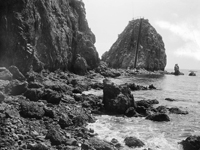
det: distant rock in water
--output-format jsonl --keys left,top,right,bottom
{"left": 174, "top": 64, "right": 184, "bottom": 75}
{"left": 102, "top": 18, "right": 166, "bottom": 71}
{"left": 189, "top": 71, "right": 196, "bottom": 76}
{"left": 0, "top": 0, "right": 99, "bottom": 74}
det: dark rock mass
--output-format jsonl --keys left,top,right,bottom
{"left": 102, "top": 18, "right": 167, "bottom": 71}
{"left": 0, "top": 0, "right": 99, "bottom": 74}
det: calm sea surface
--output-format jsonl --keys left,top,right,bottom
{"left": 86, "top": 69, "right": 200, "bottom": 150}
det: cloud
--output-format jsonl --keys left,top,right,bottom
{"left": 156, "top": 20, "right": 200, "bottom": 61}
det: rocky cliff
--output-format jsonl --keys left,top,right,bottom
{"left": 0, "top": 0, "right": 99, "bottom": 74}
{"left": 102, "top": 19, "right": 166, "bottom": 71}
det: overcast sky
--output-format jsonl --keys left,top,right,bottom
{"left": 83, "top": 0, "right": 200, "bottom": 70}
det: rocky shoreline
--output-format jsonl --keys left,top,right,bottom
{"left": 0, "top": 66, "right": 198, "bottom": 150}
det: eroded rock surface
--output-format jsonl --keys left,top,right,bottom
{"left": 0, "top": 0, "right": 99, "bottom": 74}
{"left": 102, "top": 19, "right": 166, "bottom": 71}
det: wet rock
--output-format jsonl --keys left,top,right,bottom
{"left": 20, "top": 101, "right": 45, "bottom": 119}
{"left": 89, "top": 138, "right": 117, "bottom": 150}
{"left": 125, "top": 107, "right": 137, "bottom": 117}
{"left": 189, "top": 71, "right": 196, "bottom": 76}
{"left": 146, "top": 113, "right": 170, "bottom": 122}
{"left": 8, "top": 66, "right": 25, "bottom": 81}
{"left": 169, "top": 107, "right": 188, "bottom": 115}
{"left": 103, "top": 79, "right": 135, "bottom": 114}
{"left": 46, "top": 127, "right": 64, "bottom": 145}
{"left": 5, "top": 80, "right": 28, "bottom": 95}
{"left": 149, "top": 84, "right": 156, "bottom": 89}
{"left": 136, "top": 106, "right": 148, "bottom": 116}
{"left": 165, "top": 98, "right": 176, "bottom": 102}
{"left": 24, "top": 88, "right": 43, "bottom": 101}
{"left": 65, "top": 138, "right": 78, "bottom": 146}
{"left": 82, "top": 94, "right": 103, "bottom": 111}
{"left": 0, "top": 67, "right": 13, "bottom": 80}
{"left": 181, "top": 135, "right": 200, "bottom": 150}
{"left": 124, "top": 136, "right": 145, "bottom": 148}
{"left": 156, "top": 106, "right": 168, "bottom": 113}
{"left": 111, "top": 138, "right": 121, "bottom": 148}
{"left": 173, "top": 64, "right": 184, "bottom": 75}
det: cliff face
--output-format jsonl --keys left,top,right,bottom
{"left": 102, "top": 19, "right": 167, "bottom": 71}
{"left": 0, "top": 0, "right": 99, "bottom": 73}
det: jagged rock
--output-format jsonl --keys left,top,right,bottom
{"left": 0, "top": 0, "right": 99, "bottom": 73}
{"left": 102, "top": 19, "right": 166, "bottom": 71}
{"left": 146, "top": 113, "right": 170, "bottom": 122}
{"left": 125, "top": 107, "right": 138, "bottom": 117}
{"left": 88, "top": 138, "right": 117, "bottom": 150}
{"left": 169, "top": 107, "right": 188, "bottom": 115}
{"left": 24, "top": 88, "right": 43, "bottom": 101}
{"left": 42, "top": 89, "right": 62, "bottom": 104}
{"left": 58, "top": 114, "right": 73, "bottom": 129}
{"left": 180, "top": 135, "right": 200, "bottom": 150}
{"left": 20, "top": 101, "right": 45, "bottom": 119}
{"left": 103, "top": 79, "right": 136, "bottom": 114}
{"left": 5, "top": 80, "right": 28, "bottom": 95}
{"left": 73, "top": 54, "right": 88, "bottom": 75}
{"left": 44, "top": 106, "right": 56, "bottom": 118}
{"left": 46, "top": 127, "right": 64, "bottom": 145}
{"left": 0, "top": 67, "right": 13, "bottom": 80}
{"left": 124, "top": 136, "right": 145, "bottom": 148}
{"left": 8, "top": 66, "right": 25, "bottom": 81}
{"left": 156, "top": 106, "right": 168, "bottom": 113}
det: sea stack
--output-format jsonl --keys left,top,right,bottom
{"left": 0, "top": 0, "right": 99, "bottom": 74}
{"left": 102, "top": 18, "right": 167, "bottom": 71}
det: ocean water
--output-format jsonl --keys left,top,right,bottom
{"left": 86, "top": 69, "right": 200, "bottom": 150}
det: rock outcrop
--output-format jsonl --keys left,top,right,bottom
{"left": 102, "top": 19, "right": 167, "bottom": 71}
{"left": 0, "top": 0, "right": 99, "bottom": 74}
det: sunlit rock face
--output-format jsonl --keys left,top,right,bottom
{"left": 0, "top": 0, "right": 99, "bottom": 73}
{"left": 102, "top": 19, "right": 167, "bottom": 71}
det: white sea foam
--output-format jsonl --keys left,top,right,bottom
{"left": 87, "top": 115, "right": 183, "bottom": 150}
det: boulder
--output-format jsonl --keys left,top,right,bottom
{"left": 125, "top": 107, "right": 138, "bottom": 117}
{"left": 102, "top": 19, "right": 166, "bottom": 71}
{"left": 189, "top": 71, "right": 196, "bottom": 76}
{"left": 180, "top": 135, "right": 200, "bottom": 150}
{"left": 46, "top": 127, "right": 64, "bottom": 145}
{"left": 8, "top": 66, "right": 25, "bottom": 81}
{"left": 88, "top": 138, "right": 117, "bottom": 150}
{"left": 103, "top": 79, "right": 136, "bottom": 114}
{"left": 58, "top": 114, "right": 73, "bottom": 129}
{"left": 0, "top": 67, "right": 13, "bottom": 80}
{"left": 156, "top": 106, "right": 168, "bottom": 113}
{"left": 124, "top": 136, "right": 145, "bottom": 148}
{"left": 5, "top": 80, "right": 28, "bottom": 95}
{"left": 24, "top": 88, "right": 43, "bottom": 101}
{"left": 20, "top": 101, "right": 45, "bottom": 119}
{"left": 42, "top": 89, "right": 62, "bottom": 104}
{"left": 169, "top": 107, "right": 188, "bottom": 115}
{"left": 146, "top": 113, "right": 170, "bottom": 122}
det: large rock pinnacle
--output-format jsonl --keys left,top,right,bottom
{"left": 102, "top": 19, "right": 167, "bottom": 71}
